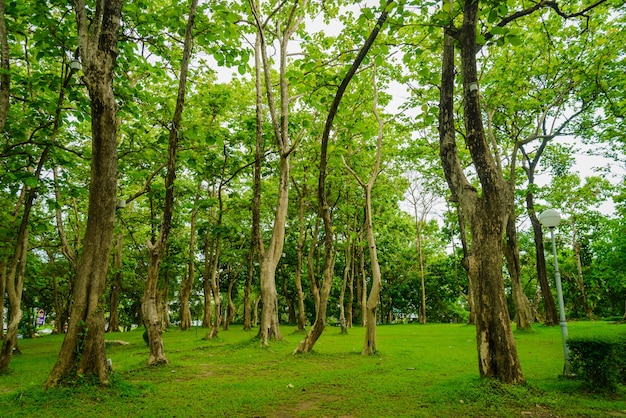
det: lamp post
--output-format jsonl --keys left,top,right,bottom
{"left": 539, "top": 209, "right": 572, "bottom": 376}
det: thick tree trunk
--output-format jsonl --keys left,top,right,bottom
{"left": 438, "top": 0, "right": 524, "bottom": 384}
{"left": 258, "top": 259, "right": 282, "bottom": 344}
{"left": 469, "top": 210, "right": 524, "bottom": 382}
{"left": 359, "top": 239, "right": 367, "bottom": 327}
{"left": 45, "top": 1, "right": 123, "bottom": 387}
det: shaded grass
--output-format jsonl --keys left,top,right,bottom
{"left": 0, "top": 322, "right": 624, "bottom": 417}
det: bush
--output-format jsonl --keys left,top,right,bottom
{"left": 567, "top": 334, "right": 626, "bottom": 391}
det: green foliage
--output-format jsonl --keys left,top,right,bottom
{"left": 568, "top": 334, "right": 626, "bottom": 392}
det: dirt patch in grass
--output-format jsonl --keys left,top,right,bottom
{"left": 268, "top": 391, "right": 345, "bottom": 418}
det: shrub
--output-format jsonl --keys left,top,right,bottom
{"left": 567, "top": 333, "right": 626, "bottom": 391}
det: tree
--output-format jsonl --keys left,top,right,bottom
{"left": 142, "top": 0, "right": 198, "bottom": 366}
{"left": 344, "top": 69, "right": 385, "bottom": 355}
{"left": 46, "top": 0, "right": 124, "bottom": 387}
{"left": 293, "top": 0, "right": 394, "bottom": 354}
{"left": 248, "top": 0, "right": 308, "bottom": 346}
{"left": 438, "top": 0, "right": 524, "bottom": 383}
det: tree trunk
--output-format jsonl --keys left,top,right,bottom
{"left": 180, "top": 186, "right": 200, "bottom": 331}
{"left": 527, "top": 197, "right": 559, "bottom": 325}
{"left": 108, "top": 234, "right": 123, "bottom": 333}
{"left": 45, "top": 0, "right": 123, "bottom": 387}
{"left": 294, "top": 182, "right": 308, "bottom": 332}
{"left": 359, "top": 237, "right": 367, "bottom": 327}
{"left": 438, "top": 0, "right": 524, "bottom": 383}
{"left": 504, "top": 216, "right": 532, "bottom": 330}
{"left": 362, "top": 189, "right": 382, "bottom": 355}
{"left": 339, "top": 236, "right": 352, "bottom": 335}
{"left": 202, "top": 236, "right": 215, "bottom": 328}
{"left": 307, "top": 218, "right": 321, "bottom": 318}
{"left": 0, "top": 231, "right": 28, "bottom": 372}
{"left": 572, "top": 226, "right": 592, "bottom": 319}
{"left": 224, "top": 277, "right": 237, "bottom": 330}
{"left": 0, "top": 259, "right": 5, "bottom": 341}
{"left": 142, "top": 0, "right": 197, "bottom": 366}
{"left": 0, "top": 0, "right": 9, "bottom": 132}
{"left": 243, "top": 244, "right": 254, "bottom": 331}
{"left": 143, "top": 244, "right": 168, "bottom": 365}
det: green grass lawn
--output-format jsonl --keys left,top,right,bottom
{"left": 1, "top": 321, "right": 624, "bottom": 417}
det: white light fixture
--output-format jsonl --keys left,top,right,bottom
{"left": 539, "top": 208, "right": 561, "bottom": 228}
{"left": 70, "top": 59, "right": 82, "bottom": 72}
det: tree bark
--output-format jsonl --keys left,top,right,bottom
{"left": 438, "top": 0, "right": 524, "bottom": 383}
{"left": 45, "top": 0, "right": 123, "bottom": 387}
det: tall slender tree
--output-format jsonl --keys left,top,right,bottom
{"left": 142, "top": 0, "right": 198, "bottom": 366}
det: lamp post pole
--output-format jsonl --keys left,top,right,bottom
{"left": 539, "top": 209, "right": 571, "bottom": 376}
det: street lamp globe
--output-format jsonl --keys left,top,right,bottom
{"left": 539, "top": 209, "right": 561, "bottom": 228}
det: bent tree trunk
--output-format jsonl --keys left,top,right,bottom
{"left": 45, "top": 0, "right": 123, "bottom": 387}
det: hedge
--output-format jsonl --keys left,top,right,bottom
{"left": 567, "top": 333, "right": 626, "bottom": 391}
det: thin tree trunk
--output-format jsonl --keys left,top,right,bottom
{"left": 293, "top": 181, "right": 308, "bottom": 332}
{"left": 180, "top": 185, "right": 200, "bottom": 330}
{"left": 108, "top": 234, "right": 123, "bottom": 333}
{"left": 341, "top": 68, "right": 385, "bottom": 356}
{"left": 224, "top": 277, "right": 237, "bottom": 330}
{"left": 572, "top": 227, "right": 592, "bottom": 319}
{"left": 142, "top": 0, "right": 198, "bottom": 366}
{"left": 527, "top": 195, "right": 559, "bottom": 326}
{"left": 243, "top": 243, "right": 254, "bottom": 330}
{"left": 0, "top": 0, "right": 9, "bottom": 131}
{"left": 504, "top": 216, "right": 532, "bottom": 330}
{"left": 0, "top": 258, "right": 6, "bottom": 341}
